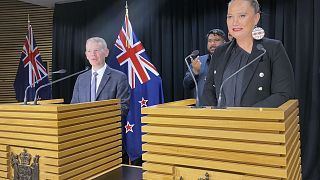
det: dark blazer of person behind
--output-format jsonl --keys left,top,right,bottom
{"left": 201, "top": 0, "right": 295, "bottom": 108}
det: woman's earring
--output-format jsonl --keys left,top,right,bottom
{"left": 252, "top": 26, "right": 265, "bottom": 40}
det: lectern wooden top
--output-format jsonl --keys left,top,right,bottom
{"left": 0, "top": 99, "right": 120, "bottom": 112}
{"left": 142, "top": 99, "right": 298, "bottom": 120}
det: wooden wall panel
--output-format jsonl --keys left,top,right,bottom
{"left": 0, "top": 0, "right": 53, "bottom": 103}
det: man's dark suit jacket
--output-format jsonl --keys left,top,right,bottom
{"left": 71, "top": 66, "right": 130, "bottom": 115}
{"left": 201, "top": 38, "right": 295, "bottom": 107}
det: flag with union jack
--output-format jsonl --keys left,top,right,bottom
{"left": 109, "top": 13, "right": 164, "bottom": 161}
{"left": 14, "top": 24, "right": 51, "bottom": 102}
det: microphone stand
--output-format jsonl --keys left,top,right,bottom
{"left": 184, "top": 54, "right": 201, "bottom": 108}
{"left": 217, "top": 47, "right": 266, "bottom": 108}
{"left": 23, "top": 69, "right": 66, "bottom": 105}
{"left": 33, "top": 67, "right": 89, "bottom": 105}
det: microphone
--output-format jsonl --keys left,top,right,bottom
{"left": 217, "top": 44, "right": 266, "bottom": 108}
{"left": 23, "top": 69, "right": 66, "bottom": 105}
{"left": 52, "top": 69, "right": 67, "bottom": 74}
{"left": 33, "top": 67, "right": 90, "bottom": 105}
{"left": 184, "top": 50, "right": 201, "bottom": 107}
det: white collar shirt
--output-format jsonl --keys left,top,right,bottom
{"left": 91, "top": 63, "right": 107, "bottom": 93}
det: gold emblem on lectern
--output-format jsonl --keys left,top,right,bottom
{"left": 10, "top": 149, "right": 40, "bottom": 180}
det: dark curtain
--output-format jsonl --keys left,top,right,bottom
{"left": 52, "top": 1, "right": 87, "bottom": 101}
{"left": 52, "top": 0, "right": 320, "bottom": 179}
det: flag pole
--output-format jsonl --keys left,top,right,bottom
{"left": 27, "top": 14, "right": 30, "bottom": 28}
{"left": 125, "top": 1, "right": 128, "bottom": 17}
{"left": 125, "top": 1, "right": 130, "bottom": 49}
{"left": 124, "top": 1, "right": 132, "bottom": 165}
{"left": 27, "top": 14, "right": 31, "bottom": 65}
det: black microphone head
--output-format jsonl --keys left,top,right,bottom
{"left": 191, "top": 50, "right": 199, "bottom": 57}
{"left": 50, "top": 69, "right": 66, "bottom": 75}
{"left": 257, "top": 44, "right": 265, "bottom": 51}
{"left": 53, "top": 69, "right": 66, "bottom": 74}
{"left": 58, "top": 69, "right": 67, "bottom": 73}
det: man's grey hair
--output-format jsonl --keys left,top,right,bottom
{"left": 86, "top": 37, "right": 108, "bottom": 49}
{"left": 228, "top": 0, "right": 261, "bottom": 14}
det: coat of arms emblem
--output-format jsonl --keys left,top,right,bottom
{"left": 10, "top": 149, "right": 40, "bottom": 180}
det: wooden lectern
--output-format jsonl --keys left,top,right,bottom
{"left": 0, "top": 99, "right": 122, "bottom": 180}
{"left": 142, "top": 99, "right": 301, "bottom": 180}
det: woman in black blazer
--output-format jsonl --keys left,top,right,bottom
{"left": 202, "top": 0, "right": 295, "bottom": 108}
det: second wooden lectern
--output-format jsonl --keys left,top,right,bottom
{"left": 142, "top": 99, "right": 301, "bottom": 180}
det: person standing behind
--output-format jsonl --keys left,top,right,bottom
{"left": 202, "top": 0, "right": 294, "bottom": 108}
{"left": 183, "top": 29, "right": 226, "bottom": 99}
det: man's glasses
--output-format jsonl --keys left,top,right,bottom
{"left": 86, "top": 49, "right": 103, "bottom": 53}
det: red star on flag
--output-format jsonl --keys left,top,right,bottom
{"left": 138, "top": 97, "right": 148, "bottom": 108}
{"left": 125, "top": 121, "right": 134, "bottom": 133}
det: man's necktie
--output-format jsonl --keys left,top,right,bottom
{"left": 91, "top": 72, "right": 98, "bottom": 102}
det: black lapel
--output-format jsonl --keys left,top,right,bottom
{"left": 96, "top": 66, "right": 111, "bottom": 100}
{"left": 240, "top": 40, "right": 264, "bottom": 97}
{"left": 84, "top": 71, "right": 92, "bottom": 102}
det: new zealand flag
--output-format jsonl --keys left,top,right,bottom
{"left": 14, "top": 24, "right": 51, "bottom": 102}
{"left": 109, "top": 14, "right": 164, "bottom": 161}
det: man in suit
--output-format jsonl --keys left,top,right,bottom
{"left": 71, "top": 37, "right": 130, "bottom": 115}
{"left": 71, "top": 37, "right": 130, "bottom": 163}
{"left": 183, "top": 29, "right": 226, "bottom": 99}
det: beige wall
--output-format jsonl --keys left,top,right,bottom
{"left": 0, "top": 0, "right": 53, "bottom": 103}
